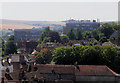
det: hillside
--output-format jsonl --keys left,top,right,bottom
{"left": 0, "top": 19, "right": 65, "bottom": 30}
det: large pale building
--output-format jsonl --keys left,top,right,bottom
{"left": 14, "top": 29, "right": 43, "bottom": 42}
{"left": 63, "top": 19, "right": 100, "bottom": 34}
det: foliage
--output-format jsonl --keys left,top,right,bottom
{"left": 98, "top": 23, "right": 114, "bottom": 39}
{"left": 98, "top": 33, "right": 107, "bottom": 43}
{"left": 76, "top": 28, "right": 82, "bottom": 40}
{"left": 52, "top": 45, "right": 120, "bottom": 73}
{"left": 47, "top": 31, "right": 61, "bottom": 42}
{"left": 0, "top": 37, "right": 5, "bottom": 56}
{"left": 40, "top": 26, "right": 50, "bottom": 42}
{"left": 42, "top": 37, "right": 51, "bottom": 43}
{"left": 35, "top": 48, "right": 52, "bottom": 64}
{"left": 52, "top": 47, "right": 73, "bottom": 64}
{"left": 4, "top": 35, "right": 17, "bottom": 55}
{"left": 82, "top": 31, "right": 91, "bottom": 39}
{"left": 112, "top": 23, "right": 120, "bottom": 30}
{"left": 36, "top": 44, "right": 41, "bottom": 52}
{"left": 7, "top": 35, "right": 14, "bottom": 41}
{"left": 40, "top": 27, "right": 61, "bottom": 43}
{"left": 60, "top": 35, "right": 69, "bottom": 44}
{"left": 67, "top": 28, "right": 76, "bottom": 40}
{"left": 92, "top": 29, "right": 99, "bottom": 41}
{"left": 4, "top": 41, "right": 17, "bottom": 55}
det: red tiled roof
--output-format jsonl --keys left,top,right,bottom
{"left": 9, "top": 64, "right": 118, "bottom": 81}
{"left": 75, "top": 65, "right": 117, "bottom": 76}
{"left": 36, "top": 64, "right": 75, "bottom": 75}
{"left": 36, "top": 64, "right": 117, "bottom": 76}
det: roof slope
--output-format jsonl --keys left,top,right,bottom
{"left": 75, "top": 65, "right": 117, "bottom": 76}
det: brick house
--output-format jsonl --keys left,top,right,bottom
{"left": 17, "top": 40, "right": 38, "bottom": 54}
{"left": 1, "top": 54, "right": 120, "bottom": 83}
{"left": 75, "top": 65, "right": 120, "bottom": 83}
{"left": 2, "top": 62, "right": 120, "bottom": 83}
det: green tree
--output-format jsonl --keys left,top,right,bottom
{"left": 67, "top": 28, "right": 76, "bottom": 40}
{"left": 40, "top": 26, "right": 50, "bottom": 42}
{"left": 82, "top": 45, "right": 103, "bottom": 65}
{"left": 40, "top": 27, "right": 61, "bottom": 43}
{"left": 52, "top": 47, "right": 73, "bottom": 64}
{"left": 52, "top": 45, "right": 120, "bottom": 73}
{"left": 42, "top": 37, "right": 51, "bottom": 43}
{"left": 35, "top": 48, "right": 52, "bottom": 64}
{"left": 60, "top": 35, "right": 69, "bottom": 44}
{"left": 4, "top": 41, "right": 17, "bottom": 55}
{"left": 92, "top": 29, "right": 99, "bottom": 40}
{"left": 0, "top": 37, "right": 5, "bottom": 56}
{"left": 4, "top": 35, "right": 17, "bottom": 55}
{"left": 82, "top": 31, "right": 91, "bottom": 39}
{"left": 99, "top": 33, "right": 107, "bottom": 43}
{"left": 36, "top": 44, "right": 41, "bottom": 52}
{"left": 48, "top": 31, "right": 61, "bottom": 42}
{"left": 76, "top": 28, "right": 82, "bottom": 40}
{"left": 98, "top": 23, "right": 114, "bottom": 38}
{"left": 7, "top": 35, "right": 14, "bottom": 41}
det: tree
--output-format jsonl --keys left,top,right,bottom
{"left": 48, "top": 31, "right": 61, "bottom": 42}
{"left": 7, "top": 35, "right": 14, "bottom": 41}
{"left": 82, "top": 31, "right": 91, "bottom": 39}
{"left": 76, "top": 28, "right": 82, "bottom": 40}
{"left": 35, "top": 48, "right": 52, "bottom": 64}
{"left": 98, "top": 23, "right": 114, "bottom": 39}
{"left": 52, "top": 47, "right": 73, "bottom": 64}
{"left": 111, "top": 23, "right": 120, "bottom": 30}
{"left": 60, "top": 35, "right": 69, "bottom": 44}
{"left": 52, "top": 44, "right": 120, "bottom": 73}
{"left": 42, "top": 37, "right": 51, "bottom": 43}
{"left": 99, "top": 33, "right": 107, "bottom": 43}
{"left": 40, "top": 27, "right": 61, "bottom": 43}
{"left": 67, "top": 28, "right": 76, "bottom": 40}
{"left": 4, "top": 41, "right": 17, "bottom": 55}
{"left": 0, "top": 37, "right": 5, "bottom": 56}
{"left": 92, "top": 29, "right": 99, "bottom": 40}
{"left": 4, "top": 35, "right": 17, "bottom": 55}
{"left": 36, "top": 44, "right": 41, "bottom": 52}
{"left": 102, "top": 45, "right": 117, "bottom": 65}
{"left": 82, "top": 45, "right": 103, "bottom": 65}
{"left": 40, "top": 26, "right": 50, "bottom": 42}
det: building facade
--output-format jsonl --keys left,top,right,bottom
{"left": 17, "top": 40, "right": 38, "bottom": 54}
{"left": 14, "top": 29, "right": 43, "bottom": 42}
{"left": 63, "top": 19, "right": 100, "bottom": 34}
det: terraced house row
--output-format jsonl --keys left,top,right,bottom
{"left": 0, "top": 54, "right": 120, "bottom": 83}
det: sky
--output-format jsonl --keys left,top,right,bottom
{"left": 1, "top": 1, "right": 119, "bottom": 22}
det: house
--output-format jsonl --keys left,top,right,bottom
{"left": 41, "top": 42, "right": 63, "bottom": 50}
{"left": 110, "top": 30, "right": 120, "bottom": 46}
{"left": 17, "top": 40, "right": 38, "bottom": 54}
{"left": 67, "top": 38, "right": 98, "bottom": 46}
{"left": 75, "top": 65, "right": 120, "bottom": 83}
{"left": 102, "top": 41, "right": 115, "bottom": 46}
{"left": 2, "top": 61, "right": 120, "bottom": 83}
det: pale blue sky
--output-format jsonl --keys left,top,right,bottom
{"left": 2, "top": 2, "right": 118, "bottom": 22}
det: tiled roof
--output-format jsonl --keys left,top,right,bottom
{"left": 36, "top": 64, "right": 75, "bottom": 75}
{"left": 75, "top": 65, "right": 117, "bottom": 76}
{"left": 10, "top": 71, "right": 20, "bottom": 80}
{"left": 9, "top": 64, "right": 118, "bottom": 81}
{"left": 36, "top": 64, "right": 117, "bottom": 76}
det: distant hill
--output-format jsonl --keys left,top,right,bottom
{"left": 0, "top": 19, "right": 65, "bottom": 30}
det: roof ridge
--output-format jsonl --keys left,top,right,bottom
{"left": 106, "top": 66, "right": 118, "bottom": 76}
